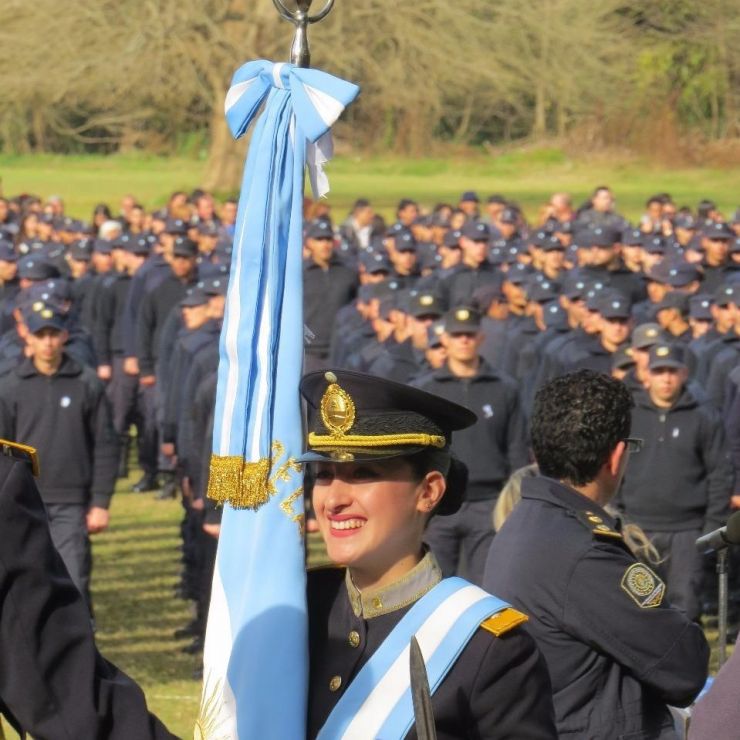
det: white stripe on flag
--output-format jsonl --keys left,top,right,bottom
{"left": 302, "top": 83, "right": 345, "bottom": 128}
{"left": 218, "top": 214, "right": 246, "bottom": 455}
{"left": 225, "top": 79, "right": 257, "bottom": 114}
{"left": 272, "top": 63, "right": 286, "bottom": 90}
{"left": 250, "top": 287, "right": 272, "bottom": 459}
{"left": 201, "top": 566, "right": 238, "bottom": 739}
{"left": 341, "top": 586, "right": 490, "bottom": 740}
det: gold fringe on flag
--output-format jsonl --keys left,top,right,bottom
{"left": 207, "top": 454, "right": 272, "bottom": 510}
{"left": 208, "top": 442, "right": 301, "bottom": 511}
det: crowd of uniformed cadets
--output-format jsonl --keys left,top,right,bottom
{"left": 0, "top": 185, "right": 738, "bottom": 649}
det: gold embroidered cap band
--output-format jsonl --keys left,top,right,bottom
{"left": 299, "top": 369, "right": 477, "bottom": 466}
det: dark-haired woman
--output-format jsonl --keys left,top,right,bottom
{"left": 301, "top": 369, "right": 556, "bottom": 739}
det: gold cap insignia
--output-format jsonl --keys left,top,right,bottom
{"left": 646, "top": 328, "right": 658, "bottom": 338}
{"left": 320, "top": 372, "right": 356, "bottom": 437}
{"left": 455, "top": 309, "right": 470, "bottom": 321}
{"left": 41, "top": 309, "right": 53, "bottom": 319}
{"left": 420, "top": 295, "right": 434, "bottom": 307}
{"left": 656, "top": 346, "right": 670, "bottom": 357}
{"left": 32, "top": 301, "right": 44, "bottom": 312}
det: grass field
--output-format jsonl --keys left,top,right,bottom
{"left": 0, "top": 149, "right": 738, "bottom": 225}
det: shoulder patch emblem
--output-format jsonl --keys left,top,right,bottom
{"left": 480, "top": 607, "right": 528, "bottom": 637}
{"left": 621, "top": 563, "right": 665, "bottom": 608}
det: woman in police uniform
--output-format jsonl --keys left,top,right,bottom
{"left": 301, "top": 369, "right": 556, "bottom": 740}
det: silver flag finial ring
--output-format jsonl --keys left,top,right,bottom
{"left": 272, "top": 0, "right": 335, "bottom": 67}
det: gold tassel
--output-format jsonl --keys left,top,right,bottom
{"left": 207, "top": 455, "right": 244, "bottom": 504}
{"left": 208, "top": 442, "right": 301, "bottom": 512}
{"left": 232, "top": 457, "right": 273, "bottom": 510}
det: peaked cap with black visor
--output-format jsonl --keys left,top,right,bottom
{"left": 299, "top": 370, "right": 477, "bottom": 515}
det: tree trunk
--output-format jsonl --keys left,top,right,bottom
{"left": 533, "top": 79, "right": 547, "bottom": 138}
{"left": 202, "top": 110, "right": 247, "bottom": 194}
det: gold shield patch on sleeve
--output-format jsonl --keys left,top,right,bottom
{"left": 620, "top": 563, "right": 665, "bottom": 608}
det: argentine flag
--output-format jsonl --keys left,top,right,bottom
{"left": 197, "top": 61, "right": 359, "bottom": 739}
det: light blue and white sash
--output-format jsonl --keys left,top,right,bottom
{"left": 318, "top": 577, "right": 510, "bottom": 740}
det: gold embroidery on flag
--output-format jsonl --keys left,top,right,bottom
{"left": 208, "top": 441, "right": 303, "bottom": 513}
{"left": 195, "top": 673, "right": 229, "bottom": 740}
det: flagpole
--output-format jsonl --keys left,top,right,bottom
{"left": 272, "top": 0, "right": 336, "bottom": 68}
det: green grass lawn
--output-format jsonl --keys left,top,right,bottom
{"left": 0, "top": 149, "right": 737, "bottom": 225}
{"left": 92, "top": 472, "right": 201, "bottom": 738}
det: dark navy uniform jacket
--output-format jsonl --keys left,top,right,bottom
{"left": 307, "top": 552, "right": 557, "bottom": 739}
{"left": 0, "top": 453, "right": 176, "bottom": 739}
{"left": 484, "top": 475, "right": 709, "bottom": 740}
{"left": 415, "top": 361, "right": 529, "bottom": 500}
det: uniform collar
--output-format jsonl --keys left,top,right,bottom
{"left": 433, "top": 358, "right": 499, "bottom": 382}
{"left": 345, "top": 550, "right": 442, "bottom": 619}
{"left": 522, "top": 475, "right": 617, "bottom": 526}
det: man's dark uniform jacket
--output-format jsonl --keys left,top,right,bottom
{"left": 0, "top": 450, "right": 177, "bottom": 738}
{"left": 484, "top": 476, "right": 709, "bottom": 740}
{"left": 307, "top": 551, "right": 557, "bottom": 739}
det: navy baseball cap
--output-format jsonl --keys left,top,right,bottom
{"left": 612, "top": 347, "right": 636, "bottom": 371}
{"left": 499, "top": 208, "right": 518, "bottom": 225}
{"left": 597, "top": 292, "right": 632, "bottom": 319}
{"left": 655, "top": 292, "right": 690, "bottom": 316}
{"left": 93, "top": 238, "right": 113, "bottom": 255}
{"left": 460, "top": 191, "right": 480, "bottom": 203}
{"left": 703, "top": 221, "right": 734, "bottom": 240}
{"left": 127, "top": 236, "right": 151, "bottom": 256}
{"left": 541, "top": 235, "right": 565, "bottom": 252}
{"left": 561, "top": 274, "right": 588, "bottom": 300}
{"left": 443, "top": 229, "right": 462, "bottom": 248}
{"left": 622, "top": 229, "right": 644, "bottom": 247}
{"left": 649, "top": 343, "right": 687, "bottom": 370}
{"left": 165, "top": 218, "right": 189, "bottom": 235}
{"left": 527, "top": 280, "right": 560, "bottom": 304}
{"left": 409, "top": 292, "right": 446, "bottom": 319}
{"left": 689, "top": 294, "right": 713, "bottom": 321}
{"left": 395, "top": 231, "right": 417, "bottom": 253}
{"left": 180, "top": 286, "right": 209, "bottom": 307}
{"left": 26, "top": 303, "right": 67, "bottom": 334}
{"left": 631, "top": 323, "right": 664, "bottom": 350}
{"left": 461, "top": 221, "right": 491, "bottom": 241}
{"left": 665, "top": 261, "right": 701, "bottom": 288}
{"left": 580, "top": 226, "right": 618, "bottom": 248}
{"left": 17, "top": 256, "right": 60, "bottom": 281}
{"left": 172, "top": 237, "right": 198, "bottom": 258}
{"left": 68, "top": 239, "right": 93, "bottom": 262}
{"left": 306, "top": 219, "right": 334, "bottom": 240}
{"left": 360, "top": 251, "right": 392, "bottom": 274}
{"left": 642, "top": 235, "right": 666, "bottom": 254}
{"left": 443, "top": 306, "right": 481, "bottom": 334}
{"left": 200, "top": 276, "right": 228, "bottom": 297}
{"left": 504, "top": 263, "right": 533, "bottom": 285}
{"left": 714, "top": 284, "right": 737, "bottom": 307}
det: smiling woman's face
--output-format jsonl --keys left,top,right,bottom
{"left": 311, "top": 459, "right": 440, "bottom": 588}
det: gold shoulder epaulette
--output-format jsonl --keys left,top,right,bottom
{"left": 0, "top": 439, "right": 39, "bottom": 477}
{"left": 576, "top": 510, "right": 622, "bottom": 540}
{"left": 480, "top": 608, "right": 528, "bottom": 637}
